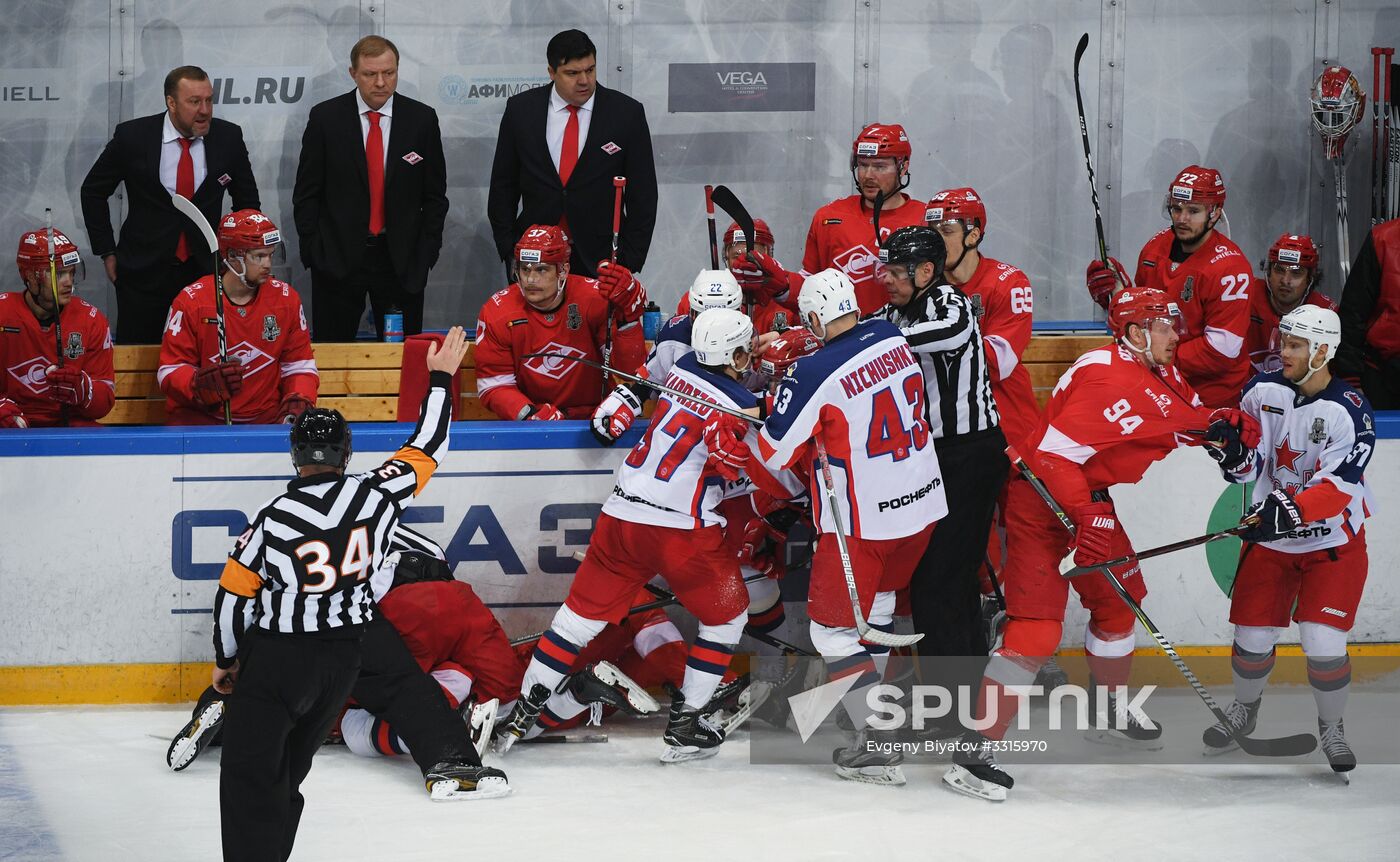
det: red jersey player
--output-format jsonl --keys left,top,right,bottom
{"left": 0, "top": 228, "right": 114, "bottom": 428}
{"left": 943, "top": 288, "right": 1254, "bottom": 802}
{"left": 685, "top": 219, "right": 799, "bottom": 333}
{"left": 1336, "top": 218, "right": 1400, "bottom": 408}
{"left": 1246, "top": 234, "right": 1335, "bottom": 376}
{"left": 475, "top": 224, "right": 646, "bottom": 420}
{"left": 1086, "top": 165, "right": 1253, "bottom": 408}
{"left": 158, "top": 210, "right": 318, "bottom": 425}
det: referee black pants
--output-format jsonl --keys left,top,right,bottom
{"left": 219, "top": 628, "right": 360, "bottom": 862}
{"left": 910, "top": 427, "right": 1008, "bottom": 700}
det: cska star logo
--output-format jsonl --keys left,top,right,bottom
{"left": 1273, "top": 436, "right": 1304, "bottom": 475}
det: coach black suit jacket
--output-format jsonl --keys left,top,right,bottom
{"left": 488, "top": 83, "right": 658, "bottom": 275}
{"left": 80, "top": 113, "right": 260, "bottom": 272}
{"left": 292, "top": 91, "right": 448, "bottom": 294}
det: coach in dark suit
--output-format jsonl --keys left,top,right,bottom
{"left": 293, "top": 35, "right": 448, "bottom": 341}
{"left": 81, "top": 66, "right": 259, "bottom": 344}
{"left": 488, "top": 29, "right": 657, "bottom": 279}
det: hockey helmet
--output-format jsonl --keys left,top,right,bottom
{"left": 1267, "top": 233, "right": 1320, "bottom": 272}
{"left": 723, "top": 219, "right": 775, "bottom": 251}
{"left": 926, "top": 187, "right": 987, "bottom": 233}
{"left": 290, "top": 407, "right": 352, "bottom": 470}
{"left": 757, "top": 326, "right": 822, "bottom": 381}
{"left": 16, "top": 228, "right": 82, "bottom": 285}
{"left": 799, "top": 268, "right": 859, "bottom": 332}
{"left": 692, "top": 307, "right": 754, "bottom": 368}
{"left": 883, "top": 226, "right": 947, "bottom": 286}
{"left": 851, "top": 123, "right": 912, "bottom": 165}
{"left": 688, "top": 269, "right": 743, "bottom": 313}
{"left": 514, "top": 224, "right": 571, "bottom": 266}
{"left": 1165, "top": 165, "right": 1226, "bottom": 209}
{"left": 219, "top": 210, "right": 282, "bottom": 254}
{"left": 1278, "top": 304, "right": 1341, "bottom": 384}
{"left": 1108, "top": 287, "right": 1174, "bottom": 340}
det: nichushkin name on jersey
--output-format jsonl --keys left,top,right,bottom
{"left": 838, "top": 343, "right": 918, "bottom": 398}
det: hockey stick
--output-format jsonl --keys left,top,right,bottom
{"left": 171, "top": 193, "right": 231, "bottom": 425}
{"left": 640, "top": 582, "right": 816, "bottom": 656}
{"left": 872, "top": 189, "right": 888, "bottom": 261}
{"left": 44, "top": 209, "right": 63, "bottom": 368}
{"left": 1060, "top": 523, "right": 1254, "bottom": 580}
{"left": 1389, "top": 57, "right": 1399, "bottom": 220}
{"left": 710, "top": 184, "right": 757, "bottom": 316}
{"left": 600, "top": 176, "right": 626, "bottom": 400}
{"left": 704, "top": 184, "right": 720, "bottom": 269}
{"left": 1005, "top": 443, "right": 1316, "bottom": 757}
{"left": 982, "top": 552, "right": 1007, "bottom": 611}
{"left": 1073, "top": 33, "right": 1110, "bottom": 266}
{"left": 812, "top": 435, "right": 923, "bottom": 648}
{"left": 1373, "top": 48, "right": 1385, "bottom": 225}
{"left": 523, "top": 351, "right": 762, "bottom": 425}
{"left": 1334, "top": 156, "right": 1352, "bottom": 280}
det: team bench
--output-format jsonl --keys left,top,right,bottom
{"left": 100, "top": 334, "right": 1111, "bottom": 425}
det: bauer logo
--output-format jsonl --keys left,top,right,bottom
{"left": 668, "top": 62, "right": 815, "bottom": 113}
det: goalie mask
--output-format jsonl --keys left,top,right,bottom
{"left": 1310, "top": 65, "right": 1365, "bottom": 159}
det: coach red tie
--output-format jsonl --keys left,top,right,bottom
{"left": 366, "top": 110, "right": 385, "bottom": 236}
{"left": 174, "top": 137, "right": 194, "bottom": 261}
{"left": 558, "top": 104, "right": 580, "bottom": 186}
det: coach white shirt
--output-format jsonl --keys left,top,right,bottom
{"left": 159, "top": 113, "right": 207, "bottom": 195}
{"left": 356, "top": 91, "right": 393, "bottom": 171}
{"left": 546, "top": 87, "right": 593, "bottom": 174}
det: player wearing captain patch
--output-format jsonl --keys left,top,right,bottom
{"left": 1205, "top": 305, "right": 1373, "bottom": 775}
{"left": 1, "top": 228, "right": 115, "bottom": 428}
{"left": 475, "top": 224, "right": 645, "bottom": 420}
{"left": 158, "top": 210, "right": 317, "bottom": 425}
{"left": 1245, "top": 234, "right": 1335, "bottom": 376}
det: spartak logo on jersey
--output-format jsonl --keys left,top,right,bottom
{"left": 215, "top": 342, "right": 274, "bottom": 378}
{"left": 6, "top": 356, "right": 50, "bottom": 395}
{"left": 523, "top": 342, "right": 585, "bottom": 381}
{"left": 832, "top": 244, "right": 879, "bottom": 283}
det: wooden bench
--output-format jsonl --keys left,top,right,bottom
{"left": 1021, "top": 334, "right": 1111, "bottom": 407}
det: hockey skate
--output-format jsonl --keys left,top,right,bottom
{"left": 661, "top": 696, "right": 726, "bottom": 763}
{"left": 424, "top": 761, "right": 511, "bottom": 801}
{"left": 1084, "top": 681, "right": 1163, "bottom": 751}
{"left": 566, "top": 661, "right": 659, "bottom": 717}
{"left": 1034, "top": 655, "right": 1070, "bottom": 691}
{"left": 1202, "top": 699, "right": 1260, "bottom": 756}
{"left": 833, "top": 730, "right": 906, "bottom": 786}
{"left": 943, "top": 731, "right": 1014, "bottom": 802}
{"left": 750, "top": 660, "right": 812, "bottom": 731}
{"left": 1319, "top": 718, "right": 1356, "bottom": 780}
{"left": 491, "top": 683, "right": 551, "bottom": 755}
{"left": 464, "top": 698, "right": 499, "bottom": 760}
{"left": 704, "top": 674, "right": 768, "bottom": 734}
{"left": 167, "top": 686, "right": 225, "bottom": 772}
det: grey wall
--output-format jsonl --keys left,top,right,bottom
{"left": 2, "top": 0, "right": 1396, "bottom": 336}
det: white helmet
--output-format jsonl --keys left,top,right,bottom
{"left": 688, "top": 269, "right": 743, "bottom": 313}
{"left": 799, "top": 268, "right": 859, "bottom": 333}
{"left": 1278, "top": 305, "right": 1341, "bottom": 385}
{"left": 692, "top": 308, "right": 754, "bottom": 368}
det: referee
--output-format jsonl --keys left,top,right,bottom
{"left": 211, "top": 327, "right": 472, "bottom": 862}
{"left": 879, "top": 227, "right": 1007, "bottom": 726}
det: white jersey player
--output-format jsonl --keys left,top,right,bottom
{"left": 1205, "top": 305, "right": 1374, "bottom": 776}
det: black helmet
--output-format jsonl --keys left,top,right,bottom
{"left": 883, "top": 226, "right": 947, "bottom": 287}
{"left": 290, "top": 408, "right": 352, "bottom": 470}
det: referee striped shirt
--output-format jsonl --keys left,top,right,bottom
{"left": 212, "top": 372, "right": 454, "bottom": 668}
{"left": 877, "top": 281, "right": 1000, "bottom": 438}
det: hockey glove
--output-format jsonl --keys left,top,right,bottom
{"left": 703, "top": 413, "right": 753, "bottom": 481}
{"left": 1207, "top": 408, "right": 1261, "bottom": 448}
{"left": 595, "top": 261, "right": 646, "bottom": 323}
{"left": 278, "top": 393, "right": 314, "bottom": 424}
{"left": 1085, "top": 257, "right": 1131, "bottom": 311}
{"left": 523, "top": 403, "right": 564, "bottom": 421}
{"left": 739, "top": 516, "right": 786, "bottom": 579}
{"left": 1069, "top": 501, "right": 1118, "bottom": 569}
{"left": 730, "top": 250, "right": 791, "bottom": 299}
{"left": 0, "top": 397, "right": 28, "bottom": 428}
{"left": 193, "top": 361, "right": 245, "bottom": 406}
{"left": 44, "top": 365, "right": 93, "bottom": 407}
{"left": 1240, "top": 489, "right": 1305, "bottom": 543}
{"left": 591, "top": 384, "right": 642, "bottom": 446}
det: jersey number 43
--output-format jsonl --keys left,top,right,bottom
{"left": 866, "top": 376, "right": 930, "bottom": 461}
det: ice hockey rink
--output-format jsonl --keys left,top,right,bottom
{"left": 3, "top": 700, "right": 1397, "bottom": 862}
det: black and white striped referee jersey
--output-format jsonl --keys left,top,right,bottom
{"left": 212, "top": 372, "right": 454, "bottom": 668}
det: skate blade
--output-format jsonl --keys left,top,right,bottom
{"left": 1083, "top": 729, "right": 1164, "bottom": 751}
{"left": 717, "top": 683, "right": 769, "bottom": 734}
{"left": 519, "top": 733, "right": 609, "bottom": 744}
{"left": 835, "top": 764, "right": 906, "bottom": 786}
{"left": 468, "top": 699, "right": 500, "bottom": 761}
{"left": 430, "top": 776, "right": 512, "bottom": 801}
{"left": 591, "top": 661, "right": 660, "bottom": 715}
{"left": 1332, "top": 768, "right": 1353, "bottom": 785}
{"left": 167, "top": 700, "right": 224, "bottom": 772}
{"left": 490, "top": 733, "right": 522, "bottom": 757}
{"left": 941, "top": 765, "right": 1009, "bottom": 802}
{"left": 1202, "top": 740, "right": 1242, "bottom": 757}
{"left": 659, "top": 744, "right": 720, "bottom": 764}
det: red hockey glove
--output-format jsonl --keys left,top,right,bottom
{"left": 45, "top": 365, "right": 93, "bottom": 407}
{"left": 193, "top": 361, "right": 244, "bottom": 406}
{"left": 1207, "top": 408, "right": 1261, "bottom": 449}
{"left": 739, "top": 516, "right": 786, "bottom": 579}
{"left": 1085, "top": 257, "right": 1131, "bottom": 311}
{"left": 1240, "top": 489, "right": 1305, "bottom": 543}
{"left": 595, "top": 261, "right": 646, "bottom": 323}
{"left": 703, "top": 413, "right": 753, "bottom": 480}
{"left": 0, "top": 397, "right": 28, "bottom": 428}
{"left": 591, "top": 384, "right": 642, "bottom": 445}
{"left": 729, "top": 250, "right": 791, "bottom": 299}
{"left": 1069, "top": 501, "right": 1118, "bottom": 569}
{"left": 524, "top": 403, "right": 564, "bottom": 421}
{"left": 278, "top": 393, "right": 314, "bottom": 424}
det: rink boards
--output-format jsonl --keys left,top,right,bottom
{"left": 0, "top": 418, "right": 1396, "bottom": 704}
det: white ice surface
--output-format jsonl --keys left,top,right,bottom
{"left": 1, "top": 705, "right": 1397, "bottom": 862}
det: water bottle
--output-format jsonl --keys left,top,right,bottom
{"left": 642, "top": 301, "right": 662, "bottom": 341}
{"left": 383, "top": 307, "right": 404, "bottom": 343}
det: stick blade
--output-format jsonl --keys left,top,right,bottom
{"left": 170, "top": 193, "right": 219, "bottom": 254}
{"left": 860, "top": 626, "right": 924, "bottom": 648}
{"left": 710, "top": 184, "right": 755, "bottom": 253}
{"left": 1238, "top": 731, "right": 1317, "bottom": 757}
{"left": 1074, "top": 33, "right": 1090, "bottom": 65}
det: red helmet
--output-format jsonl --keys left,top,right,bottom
{"left": 1109, "top": 287, "right": 1173, "bottom": 339}
{"left": 851, "top": 123, "right": 912, "bottom": 164}
{"left": 514, "top": 224, "right": 571, "bottom": 265}
{"left": 1267, "top": 234, "right": 1319, "bottom": 271}
{"left": 218, "top": 209, "right": 281, "bottom": 254}
{"left": 723, "top": 219, "right": 775, "bottom": 249}
{"left": 758, "top": 326, "right": 822, "bottom": 381}
{"left": 1166, "top": 165, "right": 1226, "bottom": 208}
{"left": 16, "top": 228, "right": 81, "bottom": 283}
{"left": 1310, "top": 65, "right": 1365, "bottom": 156}
{"left": 926, "top": 187, "right": 987, "bottom": 232}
